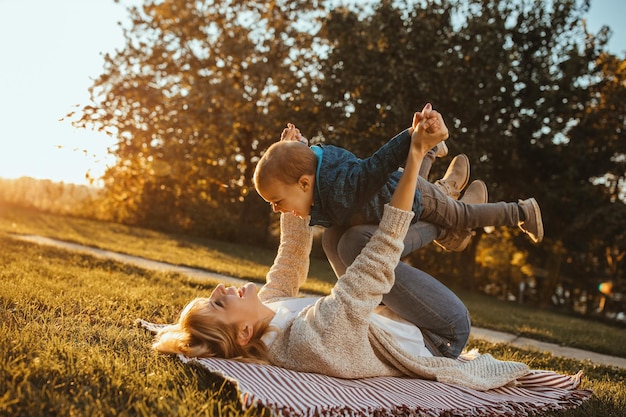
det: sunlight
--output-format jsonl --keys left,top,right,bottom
{"left": 0, "top": 0, "right": 141, "bottom": 185}
{"left": 0, "top": 0, "right": 622, "bottom": 186}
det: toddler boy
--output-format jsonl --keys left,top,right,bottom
{"left": 253, "top": 104, "right": 543, "bottom": 249}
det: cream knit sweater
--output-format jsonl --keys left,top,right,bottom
{"left": 258, "top": 205, "right": 529, "bottom": 391}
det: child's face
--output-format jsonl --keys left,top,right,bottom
{"left": 257, "top": 175, "right": 314, "bottom": 219}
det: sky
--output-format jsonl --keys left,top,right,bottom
{"left": 0, "top": 0, "right": 624, "bottom": 186}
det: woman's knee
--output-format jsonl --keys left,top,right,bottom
{"left": 455, "top": 310, "right": 472, "bottom": 350}
{"left": 425, "top": 308, "right": 471, "bottom": 358}
{"left": 447, "top": 310, "right": 471, "bottom": 357}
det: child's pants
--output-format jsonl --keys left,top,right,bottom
{"left": 417, "top": 176, "right": 521, "bottom": 231}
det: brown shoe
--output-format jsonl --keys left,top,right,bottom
{"left": 434, "top": 180, "right": 488, "bottom": 252}
{"left": 434, "top": 229, "right": 475, "bottom": 252}
{"left": 460, "top": 179, "right": 488, "bottom": 204}
{"left": 518, "top": 198, "right": 544, "bottom": 243}
{"left": 435, "top": 154, "right": 470, "bottom": 200}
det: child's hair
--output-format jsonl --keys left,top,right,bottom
{"left": 253, "top": 141, "right": 317, "bottom": 191}
{"left": 152, "top": 298, "right": 272, "bottom": 364}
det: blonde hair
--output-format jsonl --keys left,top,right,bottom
{"left": 152, "top": 298, "right": 272, "bottom": 364}
{"left": 253, "top": 141, "right": 317, "bottom": 192}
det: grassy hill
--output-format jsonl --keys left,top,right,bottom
{"left": 1, "top": 203, "right": 625, "bottom": 416}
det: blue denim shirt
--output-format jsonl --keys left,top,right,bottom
{"left": 309, "top": 129, "right": 423, "bottom": 228}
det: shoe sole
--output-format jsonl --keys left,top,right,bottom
{"left": 527, "top": 198, "right": 544, "bottom": 243}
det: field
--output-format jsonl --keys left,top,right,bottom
{"left": 1, "top": 204, "right": 625, "bottom": 416}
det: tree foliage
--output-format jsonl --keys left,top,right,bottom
{"left": 312, "top": 0, "right": 624, "bottom": 295}
{"left": 71, "top": 0, "right": 625, "bottom": 298}
{"left": 558, "top": 53, "right": 626, "bottom": 289}
{"left": 72, "top": 0, "right": 324, "bottom": 242}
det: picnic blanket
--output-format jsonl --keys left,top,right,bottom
{"left": 138, "top": 319, "right": 592, "bottom": 417}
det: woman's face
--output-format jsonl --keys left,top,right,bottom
{"left": 201, "top": 282, "right": 266, "bottom": 327}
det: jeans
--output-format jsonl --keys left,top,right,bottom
{"left": 322, "top": 221, "right": 471, "bottom": 358}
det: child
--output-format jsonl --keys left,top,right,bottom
{"left": 153, "top": 117, "right": 531, "bottom": 390}
{"left": 253, "top": 104, "right": 543, "bottom": 249}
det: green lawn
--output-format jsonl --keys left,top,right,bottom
{"left": 1, "top": 204, "right": 625, "bottom": 416}
{"left": 0, "top": 204, "right": 335, "bottom": 294}
{"left": 1, "top": 203, "right": 624, "bottom": 358}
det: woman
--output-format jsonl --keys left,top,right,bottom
{"left": 152, "top": 111, "right": 530, "bottom": 391}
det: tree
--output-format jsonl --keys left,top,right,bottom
{"left": 314, "top": 0, "right": 457, "bottom": 155}
{"left": 71, "top": 0, "right": 324, "bottom": 242}
{"left": 557, "top": 53, "right": 626, "bottom": 293}
{"left": 70, "top": 0, "right": 624, "bottom": 307}
{"left": 317, "top": 0, "right": 601, "bottom": 197}
{"left": 313, "top": 0, "right": 619, "bottom": 295}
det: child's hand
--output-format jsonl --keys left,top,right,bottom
{"left": 280, "top": 123, "right": 298, "bottom": 141}
{"left": 280, "top": 123, "right": 308, "bottom": 145}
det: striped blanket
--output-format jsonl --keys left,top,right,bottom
{"left": 138, "top": 320, "right": 592, "bottom": 416}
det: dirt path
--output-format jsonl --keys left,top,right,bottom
{"left": 9, "top": 233, "right": 626, "bottom": 370}
{"left": 12, "top": 233, "right": 247, "bottom": 287}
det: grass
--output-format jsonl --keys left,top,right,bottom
{"left": 457, "top": 289, "right": 626, "bottom": 358}
{"left": 1, "top": 234, "right": 625, "bottom": 416}
{"left": 0, "top": 203, "right": 336, "bottom": 295}
{"left": 0, "top": 236, "right": 266, "bottom": 416}
{"left": 1, "top": 203, "right": 624, "bottom": 358}
{"left": 1, "top": 203, "right": 625, "bottom": 415}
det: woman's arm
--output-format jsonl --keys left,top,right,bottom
{"left": 391, "top": 107, "right": 449, "bottom": 209}
{"left": 258, "top": 213, "right": 315, "bottom": 302}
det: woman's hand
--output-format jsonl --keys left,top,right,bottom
{"left": 410, "top": 103, "right": 449, "bottom": 156}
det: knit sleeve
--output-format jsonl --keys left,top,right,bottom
{"left": 258, "top": 213, "right": 314, "bottom": 302}
{"left": 305, "top": 205, "right": 415, "bottom": 338}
